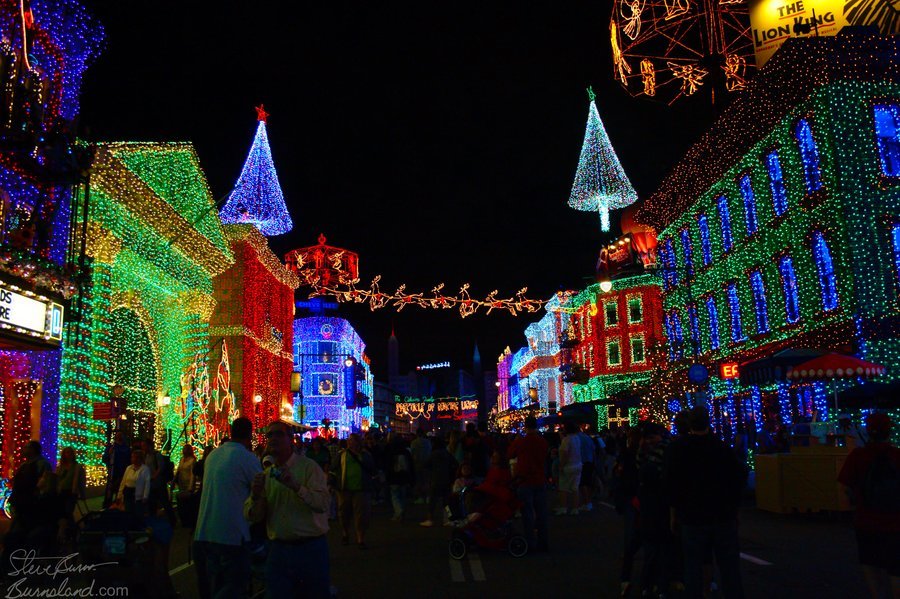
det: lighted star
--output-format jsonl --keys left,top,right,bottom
{"left": 255, "top": 104, "right": 269, "bottom": 123}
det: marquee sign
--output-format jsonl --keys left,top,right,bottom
{"left": 394, "top": 395, "right": 478, "bottom": 420}
{"left": 0, "top": 278, "right": 64, "bottom": 345}
{"left": 416, "top": 361, "right": 450, "bottom": 371}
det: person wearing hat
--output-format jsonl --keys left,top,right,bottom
{"left": 837, "top": 412, "right": 900, "bottom": 599}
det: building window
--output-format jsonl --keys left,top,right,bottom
{"left": 727, "top": 282, "right": 745, "bottom": 342}
{"left": 874, "top": 103, "right": 900, "bottom": 177}
{"left": 767, "top": 150, "right": 788, "bottom": 217}
{"left": 671, "top": 310, "right": 684, "bottom": 359}
{"left": 717, "top": 195, "right": 734, "bottom": 253}
{"left": 778, "top": 255, "right": 801, "bottom": 324}
{"left": 893, "top": 223, "right": 900, "bottom": 288}
{"left": 749, "top": 269, "right": 770, "bottom": 334}
{"left": 698, "top": 214, "right": 712, "bottom": 266}
{"left": 680, "top": 227, "right": 694, "bottom": 278}
{"left": 664, "top": 312, "right": 676, "bottom": 361}
{"left": 794, "top": 118, "right": 823, "bottom": 193}
{"left": 631, "top": 336, "right": 645, "bottom": 363}
{"left": 687, "top": 302, "right": 701, "bottom": 355}
{"left": 608, "top": 340, "right": 622, "bottom": 366}
{"left": 605, "top": 301, "right": 619, "bottom": 327}
{"left": 628, "top": 297, "right": 643, "bottom": 323}
{"left": 705, "top": 296, "right": 720, "bottom": 350}
{"left": 740, "top": 174, "right": 758, "bottom": 236}
{"left": 812, "top": 231, "right": 838, "bottom": 312}
{"left": 661, "top": 237, "right": 678, "bottom": 289}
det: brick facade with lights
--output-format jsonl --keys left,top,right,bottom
{"left": 638, "top": 30, "right": 900, "bottom": 438}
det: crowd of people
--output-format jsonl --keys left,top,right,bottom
{"left": 0, "top": 408, "right": 897, "bottom": 598}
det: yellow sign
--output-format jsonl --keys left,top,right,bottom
{"left": 750, "top": 0, "right": 847, "bottom": 67}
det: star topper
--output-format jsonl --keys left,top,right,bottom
{"left": 255, "top": 104, "right": 269, "bottom": 123}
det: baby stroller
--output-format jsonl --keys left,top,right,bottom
{"left": 447, "top": 484, "right": 528, "bottom": 560}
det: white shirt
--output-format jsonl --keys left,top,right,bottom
{"left": 194, "top": 442, "right": 262, "bottom": 546}
{"left": 560, "top": 434, "right": 582, "bottom": 468}
{"left": 118, "top": 464, "right": 151, "bottom": 501}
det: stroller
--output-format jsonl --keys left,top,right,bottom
{"left": 447, "top": 482, "right": 529, "bottom": 560}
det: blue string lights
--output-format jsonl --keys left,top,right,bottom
{"left": 219, "top": 106, "right": 293, "bottom": 237}
{"left": 873, "top": 103, "right": 900, "bottom": 177}
{"left": 778, "top": 255, "right": 800, "bottom": 325}
{"left": 749, "top": 269, "right": 769, "bottom": 335}
{"left": 794, "top": 118, "right": 823, "bottom": 194}
{"left": 680, "top": 227, "right": 695, "bottom": 277}
{"left": 717, "top": 195, "right": 733, "bottom": 254}
{"left": 705, "top": 295, "right": 720, "bottom": 351}
{"left": 727, "top": 281, "right": 745, "bottom": 343}
{"left": 567, "top": 90, "right": 638, "bottom": 232}
{"left": 812, "top": 231, "right": 838, "bottom": 312}
{"left": 740, "top": 174, "right": 758, "bottom": 236}
{"left": 698, "top": 213, "right": 712, "bottom": 266}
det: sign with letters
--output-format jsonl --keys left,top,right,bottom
{"left": 0, "top": 278, "right": 64, "bottom": 345}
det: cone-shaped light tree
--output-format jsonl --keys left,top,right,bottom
{"left": 567, "top": 88, "right": 638, "bottom": 232}
{"left": 219, "top": 105, "right": 293, "bottom": 236}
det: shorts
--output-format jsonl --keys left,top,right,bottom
{"left": 559, "top": 465, "right": 581, "bottom": 494}
{"left": 856, "top": 529, "right": 900, "bottom": 576}
{"left": 579, "top": 462, "right": 595, "bottom": 489}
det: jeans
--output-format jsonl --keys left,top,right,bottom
{"left": 193, "top": 540, "right": 251, "bottom": 599}
{"left": 517, "top": 484, "right": 549, "bottom": 550}
{"left": 681, "top": 520, "right": 744, "bottom": 599}
{"left": 390, "top": 484, "right": 408, "bottom": 518}
{"left": 265, "top": 537, "right": 330, "bottom": 599}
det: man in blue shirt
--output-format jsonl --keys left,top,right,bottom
{"left": 577, "top": 427, "right": 596, "bottom": 512}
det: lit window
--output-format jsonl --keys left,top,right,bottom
{"left": 740, "top": 174, "right": 758, "bottom": 236}
{"left": 671, "top": 310, "right": 684, "bottom": 359}
{"left": 874, "top": 103, "right": 900, "bottom": 177}
{"left": 608, "top": 340, "right": 622, "bottom": 366}
{"left": 680, "top": 228, "right": 694, "bottom": 278}
{"left": 664, "top": 312, "right": 676, "bottom": 361}
{"left": 767, "top": 151, "right": 788, "bottom": 217}
{"left": 794, "top": 119, "right": 823, "bottom": 193}
{"left": 605, "top": 301, "right": 619, "bottom": 326}
{"left": 631, "top": 337, "right": 645, "bottom": 363}
{"left": 749, "top": 269, "right": 769, "bottom": 334}
{"left": 661, "top": 237, "right": 678, "bottom": 289}
{"left": 727, "top": 282, "right": 745, "bottom": 342}
{"left": 628, "top": 297, "right": 643, "bottom": 323}
{"left": 893, "top": 223, "right": 900, "bottom": 287}
{"left": 717, "top": 196, "right": 733, "bottom": 253}
{"left": 687, "top": 302, "right": 701, "bottom": 355}
{"left": 778, "top": 255, "right": 801, "bottom": 324}
{"left": 698, "top": 214, "right": 712, "bottom": 266}
{"left": 811, "top": 231, "right": 838, "bottom": 312}
{"left": 705, "top": 296, "right": 720, "bottom": 350}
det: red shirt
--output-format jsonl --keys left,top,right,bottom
{"left": 837, "top": 442, "right": 900, "bottom": 532}
{"left": 507, "top": 431, "right": 549, "bottom": 487}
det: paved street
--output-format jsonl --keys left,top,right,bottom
{"left": 161, "top": 495, "right": 863, "bottom": 598}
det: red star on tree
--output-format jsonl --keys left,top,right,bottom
{"left": 255, "top": 104, "right": 269, "bottom": 123}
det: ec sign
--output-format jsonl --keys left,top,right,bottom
{"left": 0, "top": 279, "right": 64, "bottom": 345}
{"left": 720, "top": 363, "right": 740, "bottom": 379}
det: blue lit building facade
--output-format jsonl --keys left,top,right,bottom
{"left": 292, "top": 316, "right": 373, "bottom": 437}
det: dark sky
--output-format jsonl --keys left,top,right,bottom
{"left": 77, "top": 1, "right": 715, "bottom": 377}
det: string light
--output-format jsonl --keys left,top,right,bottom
{"left": 718, "top": 195, "right": 734, "bottom": 254}
{"left": 567, "top": 89, "right": 638, "bottom": 232}
{"left": 740, "top": 174, "right": 759, "bottom": 236}
{"left": 219, "top": 107, "right": 293, "bottom": 237}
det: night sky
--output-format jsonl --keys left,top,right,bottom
{"left": 77, "top": 1, "right": 716, "bottom": 377}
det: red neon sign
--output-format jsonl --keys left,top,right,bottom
{"left": 720, "top": 363, "right": 739, "bottom": 379}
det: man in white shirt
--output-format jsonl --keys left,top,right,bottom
{"left": 117, "top": 449, "right": 150, "bottom": 516}
{"left": 556, "top": 421, "right": 582, "bottom": 516}
{"left": 193, "top": 417, "right": 261, "bottom": 599}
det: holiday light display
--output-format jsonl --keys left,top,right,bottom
{"left": 609, "top": 0, "right": 753, "bottom": 104}
{"left": 567, "top": 89, "right": 638, "bottom": 232}
{"left": 212, "top": 225, "right": 297, "bottom": 443}
{"left": 519, "top": 295, "right": 573, "bottom": 411}
{"left": 219, "top": 106, "right": 293, "bottom": 237}
{"left": 57, "top": 142, "right": 232, "bottom": 476}
{"left": 293, "top": 317, "right": 372, "bottom": 436}
{"left": 638, "top": 31, "right": 900, "bottom": 434}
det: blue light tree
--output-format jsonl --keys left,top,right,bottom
{"left": 568, "top": 88, "right": 638, "bottom": 232}
{"left": 219, "top": 105, "right": 293, "bottom": 236}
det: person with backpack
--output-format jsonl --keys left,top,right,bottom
{"left": 143, "top": 437, "right": 176, "bottom": 527}
{"left": 838, "top": 412, "right": 900, "bottom": 599}
{"left": 384, "top": 433, "right": 414, "bottom": 521}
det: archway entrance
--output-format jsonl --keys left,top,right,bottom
{"left": 109, "top": 307, "right": 158, "bottom": 444}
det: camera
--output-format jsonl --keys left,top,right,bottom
{"left": 270, "top": 467, "right": 282, "bottom": 480}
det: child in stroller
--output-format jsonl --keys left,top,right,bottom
{"left": 448, "top": 452, "right": 528, "bottom": 559}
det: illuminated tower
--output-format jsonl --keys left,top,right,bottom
{"left": 219, "top": 105, "right": 293, "bottom": 236}
{"left": 388, "top": 325, "right": 399, "bottom": 379}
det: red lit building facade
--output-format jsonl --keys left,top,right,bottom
{"left": 211, "top": 225, "right": 298, "bottom": 441}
